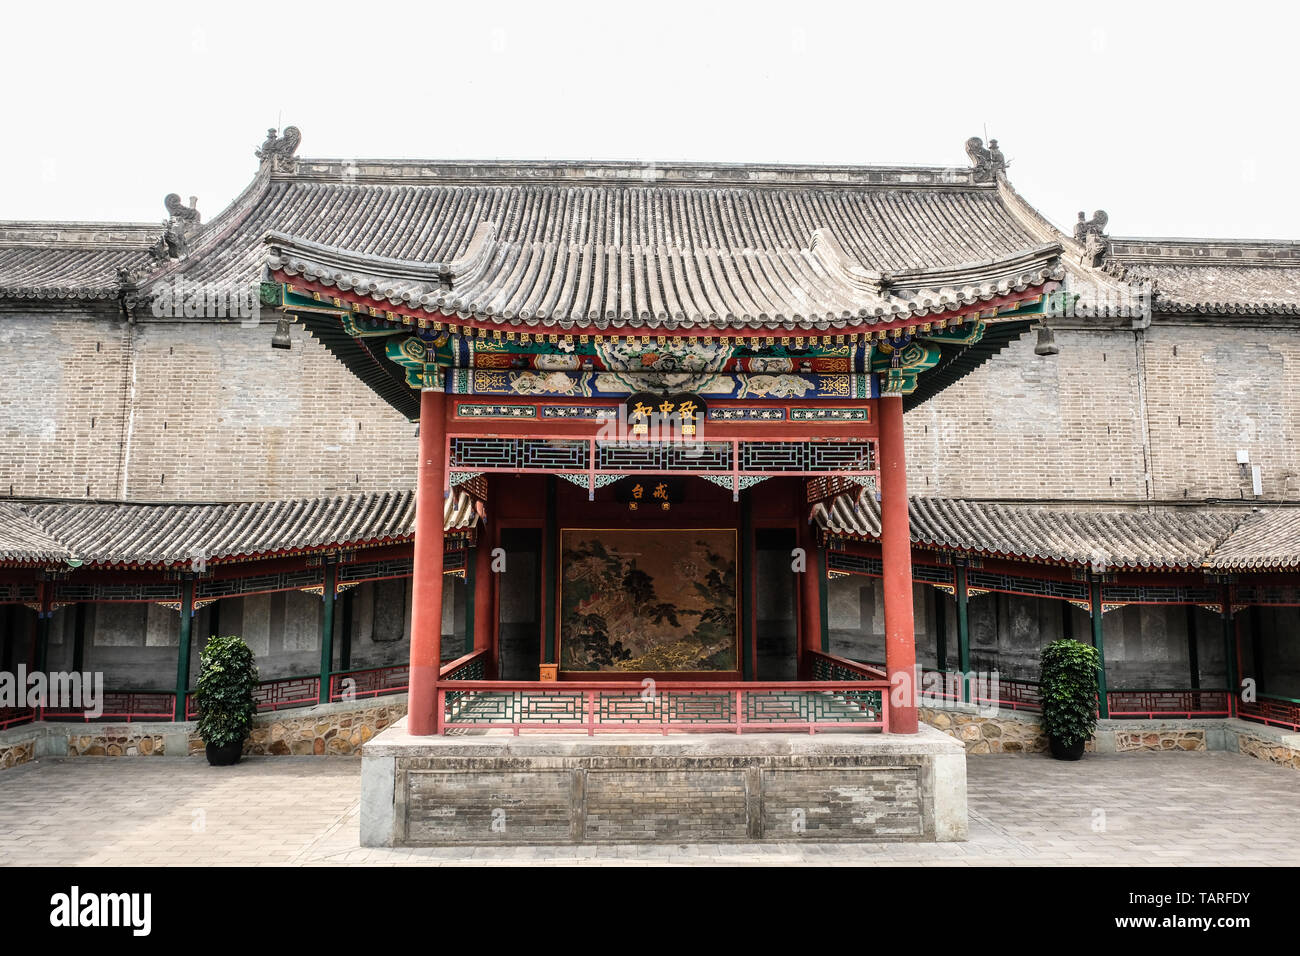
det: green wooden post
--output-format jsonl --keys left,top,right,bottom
{"left": 955, "top": 563, "right": 971, "bottom": 703}
{"left": 318, "top": 562, "right": 336, "bottom": 704}
{"left": 1089, "top": 576, "right": 1110, "bottom": 718}
{"left": 174, "top": 578, "right": 194, "bottom": 721}
{"left": 1222, "top": 586, "right": 1239, "bottom": 717}
{"left": 934, "top": 586, "right": 948, "bottom": 673}
{"left": 34, "top": 581, "right": 50, "bottom": 674}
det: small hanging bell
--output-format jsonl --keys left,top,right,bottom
{"left": 270, "top": 314, "right": 293, "bottom": 350}
{"left": 1034, "top": 324, "right": 1059, "bottom": 356}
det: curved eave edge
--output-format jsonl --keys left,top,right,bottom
{"left": 819, "top": 532, "right": 1202, "bottom": 572}
{"left": 274, "top": 271, "right": 1059, "bottom": 343}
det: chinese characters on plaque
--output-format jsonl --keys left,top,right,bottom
{"left": 617, "top": 476, "right": 684, "bottom": 512}
{"left": 623, "top": 392, "right": 707, "bottom": 441}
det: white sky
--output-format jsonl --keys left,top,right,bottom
{"left": 2, "top": 0, "right": 1295, "bottom": 241}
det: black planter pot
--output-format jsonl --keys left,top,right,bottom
{"left": 1049, "top": 735, "right": 1086, "bottom": 761}
{"left": 205, "top": 741, "right": 244, "bottom": 766}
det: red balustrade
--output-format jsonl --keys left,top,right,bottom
{"left": 0, "top": 707, "right": 37, "bottom": 730}
{"left": 41, "top": 692, "right": 177, "bottom": 723}
{"left": 1239, "top": 694, "right": 1300, "bottom": 731}
{"left": 1106, "top": 689, "right": 1232, "bottom": 719}
{"left": 436, "top": 678, "right": 889, "bottom": 736}
{"left": 186, "top": 674, "right": 321, "bottom": 719}
{"left": 329, "top": 664, "right": 411, "bottom": 702}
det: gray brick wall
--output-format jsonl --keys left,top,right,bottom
{"left": 0, "top": 313, "right": 416, "bottom": 500}
{"left": 0, "top": 311, "right": 1296, "bottom": 503}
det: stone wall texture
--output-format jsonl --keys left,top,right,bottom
{"left": 66, "top": 728, "right": 167, "bottom": 757}
{"left": 1235, "top": 728, "right": 1300, "bottom": 771}
{"left": 186, "top": 697, "right": 408, "bottom": 757}
{"left": 1, "top": 312, "right": 1297, "bottom": 503}
{"left": 921, "top": 707, "right": 1210, "bottom": 755}
{"left": 0, "top": 735, "right": 35, "bottom": 769}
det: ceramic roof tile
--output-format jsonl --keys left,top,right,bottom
{"left": 2, "top": 490, "right": 476, "bottom": 567}
{"left": 1202, "top": 508, "right": 1300, "bottom": 570}
{"left": 814, "top": 491, "right": 1246, "bottom": 569}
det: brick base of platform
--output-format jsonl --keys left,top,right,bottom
{"left": 360, "top": 720, "right": 969, "bottom": 846}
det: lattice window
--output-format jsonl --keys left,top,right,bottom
{"left": 1102, "top": 586, "right": 1222, "bottom": 605}
{"left": 913, "top": 564, "right": 955, "bottom": 586}
{"left": 595, "top": 441, "right": 732, "bottom": 471}
{"left": 0, "top": 583, "right": 39, "bottom": 603}
{"left": 1234, "top": 585, "right": 1300, "bottom": 606}
{"left": 53, "top": 582, "right": 183, "bottom": 603}
{"left": 449, "top": 437, "right": 589, "bottom": 471}
{"left": 196, "top": 568, "right": 323, "bottom": 601}
{"left": 739, "top": 441, "right": 874, "bottom": 473}
{"left": 966, "top": 570, "right": 1088, "bottom": 602}
{"left": 826, "top": 551, "right": 883, "bottom": 577}
{"left": 337, "top": 558, "right": 414, "bottom": 585}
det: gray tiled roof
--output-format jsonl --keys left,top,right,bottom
{"left": 1202, "top": 508, "right": 1300, "bottom": 570}
{"left": 1109, "top": 239, "right": 1300, "bottom": 315}
{"left": 2, "top": 154, "right": 1295, "bottom": 322}
{"left": 814, "top": 492, "right": 1250, "bottom": 570}
{"left": 0, "top": 502, "right": 71, "bottom": 563}
{"left": 0, "top": 221, "right": 157, "bottom": 299}
{"left": 0, "top": 490, "right": 477, "bottom": 567}
{"left": 3, "top": 160, "right": 1064, "bottom": 317}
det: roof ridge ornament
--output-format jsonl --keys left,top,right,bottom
{"left": 147, "top": 194, "right": 202, "bottom": 262}
{"left": 1074, "top": 210, "right": 1110, "bottom": 267}
{"left": 964, "top": 136, "right": 1007, "bottom": 183}
{"left": 255, "top": 125, "right": 302, "bottom": 173}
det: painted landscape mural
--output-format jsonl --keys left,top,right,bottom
{"left": 559, "top": 529, "right": 738, "bottom": 672}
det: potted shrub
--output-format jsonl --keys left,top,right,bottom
{"left": 195, "top": 635, "right": 259, "bottom": 766}
{"left": 1039, "top": 638, "right": 1101, "bottom": 760}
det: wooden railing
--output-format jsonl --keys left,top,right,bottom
{"left": 807, "top": 650, "right": 887, "bottom": 681}
{"left": 1239, "top": 693, "right": 1300, "bottom": 731}
{"left": 0, "top": 706, "right": 38, "bottom": 730}
{"left": 437, "top": 678, "right": 889, "bottom": 735}
{"left": 41, "top": 691, "right": 177, "bottom": 723}
{"left": 329, "top": 664, "right": 410, "bottom": 702}
{"left": 186, "top": 673, "right": 321, "bottom": 719}
{"left": 1106, "top": 688, "right": 1232, "bottom": 719}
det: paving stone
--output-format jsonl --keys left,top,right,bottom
{"left": 2, "top": 752, "right": 1299, "bottom": 865}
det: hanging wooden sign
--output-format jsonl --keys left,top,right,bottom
{"left": 624, "top": 392, "right": 707, "bottom": 439}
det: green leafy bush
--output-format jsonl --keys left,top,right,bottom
{"left": 1039, "top": 639, "right": 1100, "bottom": 748}
{"left": 195, "top": 635, "right": 259, "bottom": 749}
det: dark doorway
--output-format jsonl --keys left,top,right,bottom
{"left": 754, "top": 527, "right": 798, "bottom": 680}
{"left": 497, "top": 528, "right": 542, "bottom": 680}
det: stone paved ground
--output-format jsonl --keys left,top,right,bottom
{"left": 1, "top": 751, "right": 1298, "bottom": 865}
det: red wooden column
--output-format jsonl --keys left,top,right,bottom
{"left": 878, "top": 394, "right": 918, "bottom": 734}
{"left": 798, "top": 519, "right": 823, "bottom": 678}
{"left": 407, "top": 384, "right": 447, "bottom": 736}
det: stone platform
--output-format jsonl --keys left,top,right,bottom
{"left": 360, "top": 719, "right": 967, "bottom": 846}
